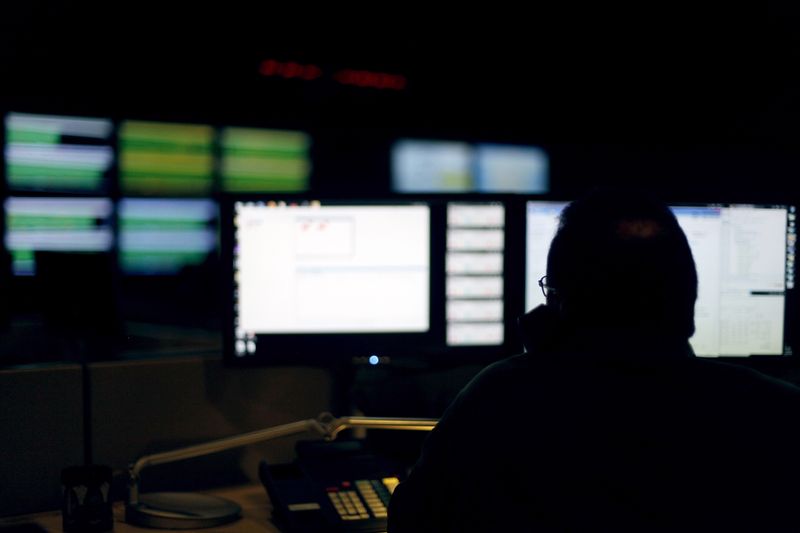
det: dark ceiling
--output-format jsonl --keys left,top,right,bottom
{"left": 3, "top": 4, "right": 800, "bottom": 144}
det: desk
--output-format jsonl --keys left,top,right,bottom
{"left": 0, "top": 485, "right": 280, "bottom": 533}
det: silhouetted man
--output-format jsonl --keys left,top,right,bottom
{"left": 388, "top": 189, "right": 800, "bottom": 532}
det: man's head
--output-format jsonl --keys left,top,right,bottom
{"left": 546, "top": 189, "right": 697, "bottom": 340}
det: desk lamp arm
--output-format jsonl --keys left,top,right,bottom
{"left": 325, "top": 415, "right": 442, "bottom": 439}
{"left": 127, "top": 412, "right": 438, "bottom": 505}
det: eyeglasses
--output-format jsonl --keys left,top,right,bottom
{"left": 538, "top": 275, "right": 556, "bottom": 298}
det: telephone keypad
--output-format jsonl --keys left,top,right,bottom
{"left": 356, "top": 480, "right": 388, "bottom": 518}
{"left": 325, "top": 478, "right": 400, "bottom": 521}
{"left": 327, "top": 488, "right": 369, "bottom": 520}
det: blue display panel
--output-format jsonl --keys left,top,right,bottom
{"left": 118, "top": 199, "right": 217, "bottom": 275}
{"left": 392, "top": 140, "right": 472, "bottom": 192}
{"left": 475, "top": 144, "right": 548, "bottom": 193}
{"left": 4, "top": 197, "right": 114, "bottom": 275}
{"left": 392, "top": 140, "right": 549, "bottom": 194}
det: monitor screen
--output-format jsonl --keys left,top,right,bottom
{"left": 446, "top": 202, "right": 506, "bottom": 346}
{"left": 4, "top": 197, "right": 114, "bottom": 275}
{"left": 672, "top": 204, "right": 794, "bottom": 357}
{"left": 525, "top": 201, "right": 568, "bottom": 311}
{"left": 391, "top": 140, "right": 472, "bottom": 192}
{"left": 220, "top": 127, "right": 311, "bottom": 192}
{"left": 5, "top": 112, "right": 114, "bottom": 193}
{"left": 118, "top": 199, "right": 218, "bottom": 275}
{"left": 525, "top": 201, "right": 796, "bottom": 357}
{"left": 229, "top": 199, "right": 431, "bottom": 362}
{"left": 475, "top": 144, "right": 549, "bottom": 193}
{"left": 392, "top": 140, "right": 549, "bottom": 194}
{"left": 119, "top": 120, "right": 214, "bottom": 196}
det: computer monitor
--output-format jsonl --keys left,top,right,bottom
{"left": 118, "top": 199, "right": 217, "bottom": 275}
{"left": 226, "top": 198, "right": 432, "bottom": 364}
{"left": 392, "top": 140, "right": 472, "bottom": 193}
{"left": 525, "top": 200, "right": 797, "bottom": 358}
{"left": 672, "top": 204, "right": 795, "bottom": 357}
{"left": 118, "top": 120, "right": 214, "bottom": 196}
{"left": 4, "top": 112, "right": 114, "bottom": 193}
{"left": 391, "top": 140, "right": 549, "bottom": 194}
{"left": 4, "top": 197, "right": 114, "bottom": 275}
{"left": 219, "top": 127, "right": 311, "bottom": 193}
{"left": 445, "top": 202, "right": 506, "bottom": 346}
{"left": 525, "top": 201, "right": 568, "bottom": 311}
{"left": 223, "top": 196, "right": 516, "bottom": 365}
{"left": 474, "top": 144, "right": 548, "bottom": 193}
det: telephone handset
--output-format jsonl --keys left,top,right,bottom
{"left": 259, "top": 439, "right": 404, "bottom": 533}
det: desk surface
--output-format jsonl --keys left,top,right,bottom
{"left": 0, "top": 485, "right": 280, "bottom": 533}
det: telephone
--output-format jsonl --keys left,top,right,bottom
{"left": 259, "top": 439, "right": 405, "bottom": 533}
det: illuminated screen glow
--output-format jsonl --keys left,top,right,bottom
{"left": 220, "top": 128, "right": 311, "bottom": 192}
{"left": 233, "top": 202, "right": 430, "bottom": 352}
{"left": 475, "top": 144, "right": 548, "bottom": 193}
{"left": 446, "top": 203, "right": 506, "bottom": 346}
{"left": 4, "top": 197, "right": 114, "bottom": 275}
{"left": 119, "top": 199, "right": 217, "bottom": 275}
{"left": 672, "top": 206, "right": 792, "bottom": 357}
{"left": 5, "top": 112, "right": 113, "bottom": 193}
{"left": 119, "top": 121, "right": 214, "bottom": 196}
{"left": 392, "top": 140, "right": 472, "bottom": 192}
{"left": 525, "top": 201, "right": 796, "bottom": 357}
{"left": 392, "top": 139, "right": 549, "bottom": 194}
{"left": 525, "top": 201, "right": 568, "bottom": 311}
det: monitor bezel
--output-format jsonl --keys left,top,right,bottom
{"left": 220, "top": 193, "right": 523, "bottom": 368}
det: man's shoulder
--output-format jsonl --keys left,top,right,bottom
{"left": 462, "top": 350, "right": 800, "bottom": 406}
{"left": 687, "top": 356, "right": 800, "bottom": 400}
{"left": 436, "top": 353, "right": 533, "bottom": 422}
{"left": 461, "top": 353, "right": 532, "bottom": 393}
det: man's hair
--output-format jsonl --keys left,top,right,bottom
{"left": 546, "top": 189, "right": 698, "bottom": 339}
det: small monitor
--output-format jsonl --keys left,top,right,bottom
{"left": 228, "top": 199, "right": 431, "bottom": 363}
{"left": 119, "top": 120, "right": 214, "bottom": 196}
{"left": 4, "top": 197, "right": 114, "bottom": 275}
{"left": 220, "top": 127, "right": 311, "bottom": 192}
{"left": 5, "top": 112, "right": 114, "bottom": 193}
{"left": 392, "top": 139, "right": 549, "bottom": 194}
{"left": 391, "top": 140, "right": 472, "bottom": 192}
{"left": 446, "top": 202, "right": 506, "bottom": 346}
{"left": 475, "top": 144, "right": 549, "bottom": 193}
{"left": 118, "top": 199, "right": 217, "bottom": 275}
{"left": 525, "top": 200, "right": 796, "bottom": 357}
